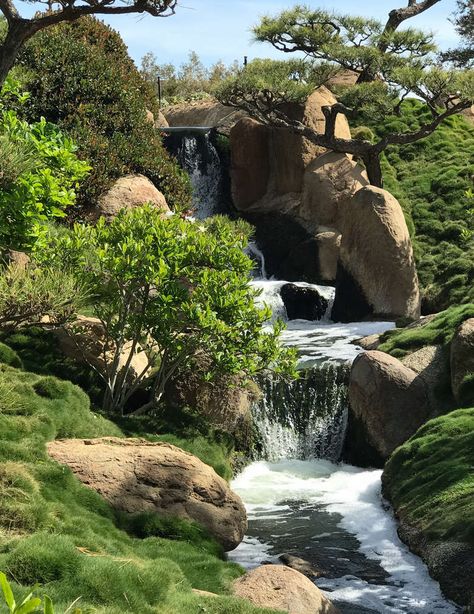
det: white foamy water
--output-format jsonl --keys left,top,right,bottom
{"left": 229, "top": 460, "right": 460, "bottom": 614}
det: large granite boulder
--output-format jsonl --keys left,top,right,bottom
{"left": 332, "top": 186, "right": 420, "bottom": 322}
{"left": 346, "top": 350, "right": 431, "bottom": 465}
{"left": 93, "top": 174, "right": 169, "bottom": 221}
{"left": 230, "top": 118, "right": 270, "bottom": 210}
{"left": 300, "top": 152, "right": 368, "bottom": 231}
{"left": 163, "top": 99, "right": 246, "bottom": 135}
{"left": 47, "top": 438, "right": 247, "bottom": 551}
{"left": 451, "top": 317, "right": 474, "bottom": 405}
{"left": 230, "top": 87, "right": 352, "bottom": 213}
{"left": 233, "top": 565, "right": 340, "bottom": 614}
{"left": 271, "top": 87, "right": 352, "bottom": 195}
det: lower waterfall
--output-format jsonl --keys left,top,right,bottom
{"left": 252, "top": 363, "right": 349, "bottom": 462}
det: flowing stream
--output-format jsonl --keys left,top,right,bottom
{"left": 161, "top": 133, "right": 460, "bottom": 613}
{"left": 227, "top": 277, "right": 460, "bottom": 614}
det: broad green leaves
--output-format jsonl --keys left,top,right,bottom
{"left": 35, "top": 206, "right": 297, "bottom": 414}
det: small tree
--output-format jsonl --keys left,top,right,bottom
{"left": 0, "top": 0, "right": 177, "bottom": 87}
{"left": 35, "top": 206, "right": 296, "bottom": 415}
{"left": 216, "top": 5, "right": 474, "bottom": 187}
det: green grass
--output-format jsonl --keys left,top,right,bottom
{"left": 383, "top": 407, "right": 474, "bottom": 545}
{"left": 0, "top": 360, "right": 274, "bottom": 613}
{"left": 378, "top": 303, "right": 474, "bottom": 358}
{"left": 357, "top": 100, "right": 474, "bottom": 312}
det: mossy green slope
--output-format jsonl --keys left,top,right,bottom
{"left": 357, "top": 100, "right": 474, "bottom": 312}
{"left": 382, "top": 407, "right": 474, "bottom": 546}
{"left": 0, "top": 362, "right": 276, "bottom": 613}
{"left": 378, "top": 303, "right": 474, "bottom": 358}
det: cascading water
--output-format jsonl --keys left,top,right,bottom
{"left": 228, "top": 274, "right": 460, "bottom": 614}
{"left": 158, "top": 134, "right": 459, "bottom": 612}
{"left": 162, "top": 127, "right": 227, "bottom": 219}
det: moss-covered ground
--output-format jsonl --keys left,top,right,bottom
{"left": 0, "top": 350, "right": 277, "bottom": 613}
{"left": 356, "top": 100, "right": 474, "bottom": 313}
{"left": 378, "top": 303, "right": 474, "bottom": 358}
{"left": 383, "top": 407, "right": 474, "bottom": 546}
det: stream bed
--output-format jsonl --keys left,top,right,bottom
{"left": 228, "top": 460, "right": 461, "bottom": 614}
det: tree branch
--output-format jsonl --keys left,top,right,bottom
{"left": 0, "top": 0, "right": 19, "bottom": 23}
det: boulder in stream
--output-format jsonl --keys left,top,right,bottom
{"left": 280, "top": 283, "right": 328, "bottom": 321}
{"left": 345, "top": 350, "right": 431, "bottom": 466}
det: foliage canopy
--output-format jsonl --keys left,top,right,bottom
{"left": 34, "top": 206, "right": 297, "bottom": 415}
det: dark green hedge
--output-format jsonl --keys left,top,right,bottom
{"left": 16, "top": 17, "right": 191, "bottom": 215}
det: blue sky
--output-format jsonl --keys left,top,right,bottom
{"left": 19, "top": 0, "right": 460, "bottom": 67}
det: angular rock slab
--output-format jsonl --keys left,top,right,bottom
{"left": 348, "top": 350, "right": 431, "bottom": 462}
{"left": 233, "top": 565, "right": 340, "bottom": 614}
{"left": 47, "top": 437, "right": 247, "bottom": 551}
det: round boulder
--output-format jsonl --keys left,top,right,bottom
{"left": 300, "top": 152, "right": 368, "bottom": 230}
{"left": 93, "top": 174, "right": 169, "bottom": 221}
{"left": 347, "top": 350, "right": 431, "bottom": 464}
{"left": 332, "top": 186, "right": 420, "bottom": 322}
{"left": 451, "top": 317, "right": 474, "bottom": 405}
{"left": 233, "top": 565, "right": 340, "bottom": 614}
{"left": 47, "top": 438, "right": 247, "bottom": 551}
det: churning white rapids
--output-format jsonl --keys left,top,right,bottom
{"left": 228, "top": 276, "right": 460, "bottom": 613}
{"left": 228, "top": 460, "right": 461, "bottom": 614}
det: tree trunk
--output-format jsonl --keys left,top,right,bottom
{"left": 0, "top": 21, "right": 34, "bottom": 88}
{"left": 363, "top": 152, "right": 383, "bottom": 188}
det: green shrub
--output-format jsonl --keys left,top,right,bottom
{"left": 17, "top": 17, "right": 191, "bottom": 215}
{"left": 0, "top": 263, "right": 87, "bottom": 330}
{"left": 0, "top": 80, "right": 90, "bottom": 250}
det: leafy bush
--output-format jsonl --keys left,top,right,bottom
{"left": 0, "top": 263, "right": 87, "bottom": 330}
{"left": 35, "top": 207, "right": 297, "bottom": 415}
{"left": 0, "top": 342, "right": 22, "bottom": 367}
{"left": 17, "top": 17, "right": 191, "bottom": 215}
{"left": 0, "top": 106, "right": 90, "bottom": 250}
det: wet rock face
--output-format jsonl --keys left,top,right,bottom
{"left": 47, "top": 437, "right": 247, "bottom": 551}
{"left": 280, "top": 283, "right": 328, "bottom": 321}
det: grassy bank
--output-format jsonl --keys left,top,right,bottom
{"left": 0, "top": 352, "right": 274, "bottom": 613}
{"left": 357, "top": 101, "right": 474, "bottom": 313}
{"left": 383, "top": 407, "right": 474, "bottom": 546}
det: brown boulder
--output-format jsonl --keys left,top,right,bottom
{"left": 230, "top": 118, "right": 270, "bottom": 210}
{"left": 451, "top": 318, "right": 474, "bottom": 405}
{"left": 47, "top": 437, "right": 247, "bottom": 551}
{"left": 233, "top": 565, "right": 339, "bottom": 614}
{"left": 93, "top": 174, "right": 169, "bottom": 221}
{"left": 54, "top": 315, "right": 149, "bottom": 383}
{"left": 164, "top": 99, "right": 247, "bottom": 135}
{"left": 155, "top": 110, "right": 169, "bottom": 128}
{"left": 300, "top": 152, "right": 368, "bottom": 230}
{"left": 348, "top": 350, "right": 431, "bottom": 463}
{"left": 271, "top": 87, "right": 352, "bottom": 195}
{"left": 332, "top": 186, "right": 420, "bottom": 322}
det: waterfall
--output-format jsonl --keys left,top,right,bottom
{"left": 252, "top": 362, "right": 350, "bottom": 462}
{"left": 162, "top": 127, "right": 227, "bottom": 219}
